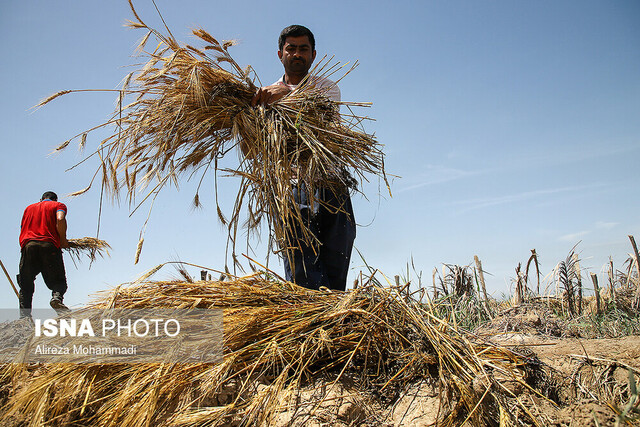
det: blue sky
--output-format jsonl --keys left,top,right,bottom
{"left": 1, "top": 0, "right": 638, "bottom": 310}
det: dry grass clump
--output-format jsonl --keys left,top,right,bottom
{"left": 66, "top": 237, "right": 111, "bottom": 263}
{"left": 40, "top": 1, "right": 387, "bottom": 266}
{"left": 0, "top": 273, "right": 553, "bottom": 426}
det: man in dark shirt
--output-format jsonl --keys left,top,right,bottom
{"left": 252, "top": 25, "right": 356, "bottom": 291}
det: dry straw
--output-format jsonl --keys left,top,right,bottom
{"left": 40, "top": 1, "right": 388, "bottom": 268}
{"left": 65, "top": 237, "right": 111, "bottom": 263}
{"left": 0, "top": 273, "right": 552, "bottom": 426}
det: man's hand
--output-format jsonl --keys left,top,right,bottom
{"left": 59, "top": 237, "right": 70, "bottom": 249}
{"left": 251, "top": 84, "right": 291, "bottom": 106}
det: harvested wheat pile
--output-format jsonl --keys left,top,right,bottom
{"left": 0, "top": 273, "right": 557, "bottom": 426}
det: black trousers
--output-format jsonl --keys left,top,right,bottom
{"left": 18, "top": 241, "right": 68, "bottom": 308}
{"left": 283, "top": 185, "right": 356, "bottom": 291}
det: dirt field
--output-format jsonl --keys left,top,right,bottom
{"left": 233, "top": 333, "right": 640, "bottom": 426}
{"left": 486, "top": 335, "right": 640, "bottom": 427}
{"left": 325, "top": 335, "right": 640, "bottom": 426}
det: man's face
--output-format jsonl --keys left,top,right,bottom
{"left": 278, "top": 35, "right": 316, "bottom": 76}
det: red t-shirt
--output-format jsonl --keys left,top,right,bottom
{"left": 19, "top": 200, "right": 67, "bottom": 249}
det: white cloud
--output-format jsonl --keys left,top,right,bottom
{"left": 450, "top": 184, "right": 599, "bottom": 212}
{"left": 396, "top": 165, "right": 478, "bottom": 193}
{"left": 558, "top": 231, "right": 589, "bottom": 242}
{"left": 558, "top": 221, "right": 620, "bottom": 243}
{"left": 595, "top": 221, "right": 618, "bottom": 230}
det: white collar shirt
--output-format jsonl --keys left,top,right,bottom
{"left": 274, "top": 75, "right": 341, "bottom": 103}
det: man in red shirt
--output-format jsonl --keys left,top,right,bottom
{"left": 18, "top": 191, "right": 70, "bottom": 317}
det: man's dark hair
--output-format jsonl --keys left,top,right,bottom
{"left": 278, "top": 25, "right": 315, "bottom": 52}
{"left": 41, "top": 191, "right": 58, "bottom": 201}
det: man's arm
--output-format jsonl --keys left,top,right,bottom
{"left": 251, "top": 84, "right": 291, "bottom": 107}
{"left": 241, "top": 84, "right": 293, "bottom": 157}
{"left": 56, "top": 210, "right": 69, "bottom": 249}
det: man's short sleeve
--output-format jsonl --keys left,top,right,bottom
{"left": 312, "top": 76, "right": 340, "bottom": 102}
{"left": 324, "top": 84, "right": 341, "bottom": 103}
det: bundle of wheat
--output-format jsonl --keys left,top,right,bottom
{"left": 65, "top": 237, "right": 111, "bottom": 263}
{"left": 1, "top": 274, "right": 551, "bottom": 426}
{"left": 39, "top": 1, "right": 387, "bottom": 266}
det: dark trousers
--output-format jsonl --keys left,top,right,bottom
{"left": 283, "top": 185, "right": 356, "bottom": 291}
{"left": 18, "top": 241, "right": 68, "bottom": 309}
